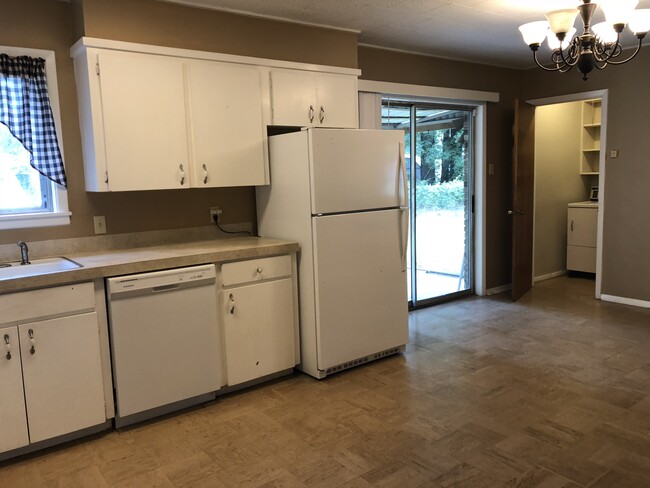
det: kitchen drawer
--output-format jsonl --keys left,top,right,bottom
{"left": 0, "top": 282, "right": 95, "bottom": 326}
{"left": 222, "top": 255, "right": 291, "bottom": 287}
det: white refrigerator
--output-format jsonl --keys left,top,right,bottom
{"left": 256, "top": 128, "right": 409, "bottom": 379}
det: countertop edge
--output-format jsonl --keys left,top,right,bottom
{"left": 0, "top": 237, "right": 299, "bottom": 294}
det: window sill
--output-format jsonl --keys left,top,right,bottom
{"left": 0, "top": 211, "right": 72, "bottom": 230}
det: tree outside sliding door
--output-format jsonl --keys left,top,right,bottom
{"left": 383, "top": 101, "right": 474, "bottom": 307}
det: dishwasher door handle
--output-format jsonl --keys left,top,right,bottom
{"left": 152, "top": 283, "right": 181, "bottom": 293}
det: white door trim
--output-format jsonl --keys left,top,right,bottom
{"left": 358, "top": 82, "right": 488, "bottom": 296}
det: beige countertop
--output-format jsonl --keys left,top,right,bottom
{"left": 0, "top": 236, "right": 299, "bottom": 294}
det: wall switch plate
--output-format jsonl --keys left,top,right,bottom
{"left": 488, "top": 163, "right": 495, "bottom": 175}
{"left": 93, "top": 216, "right": 107, "bottom": 234}
{"left": 610, "top": 150, "right": 619, "bottom": 159}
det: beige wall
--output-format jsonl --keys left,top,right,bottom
{"left": 0, "top": 0, "right": 358, "bottom": 247}
{"left": 521, "top": 49, "right": 650, "bottom": 302}
{"left": 358, "top": 47, "right": 521, "bottom": 290}
{"left": 533, "top": 101, "right": 590, "bottom": 279}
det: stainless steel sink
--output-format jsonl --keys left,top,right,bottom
{"left": 0, "top": 257, "right": 82, "bottom": 280}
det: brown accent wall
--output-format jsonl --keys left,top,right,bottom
{"left": 358, "top": 47, "right": 521, "bottom": 290}
{"left": 77, "top": 0, "right": 358, "bottom": 68}
{"left": 0, "top": 0, "right": 358, "bottom": 246}
{"left": 521, "top": 49, "right": 650, "bottom": 302}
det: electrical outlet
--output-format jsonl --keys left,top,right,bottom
{"left": 209, "top": 207, "right": 222, "bottom": 224}
{"left": 93, "top": 216, "right": 107, "bottom": 234}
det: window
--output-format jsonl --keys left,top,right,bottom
{"left": 0, "top": 46, "right": 70, "bottom": 230}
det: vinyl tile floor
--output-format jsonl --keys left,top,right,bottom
{"left": 2, "top": 276, "right": 650, "bottom": 487}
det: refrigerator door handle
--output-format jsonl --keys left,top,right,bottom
{"left": 398, "top": 141, "right": 408, "bottom": 208}
{"left": 399, "top": 206, "right": 409, "bottom": 272}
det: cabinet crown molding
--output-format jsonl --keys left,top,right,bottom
{"left": 70, "top": 37, "right": 361, "bottom": 77}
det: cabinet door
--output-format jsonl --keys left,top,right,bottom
{"left": 187, "top": 61, "right": 267, "bottom": 187}
{"left": 270, "top": 70, "right": 317, "bottom": 126}
{"left": 567, "top": 207, "right": 597, "bottom": 247}
{"left": 19, "top": 313, "right": 105, "bottom": 443}
{"left": 224, "top": 278, "right": 295, "bottom": 385}
{"left": 97, "top": 51, "right": 189, "bottom": 191}
{"left": 315, "top": 73, "right": 359, "bottom": 128}
{"left": 0, "top": 327, "right": 29, "bottom": 454}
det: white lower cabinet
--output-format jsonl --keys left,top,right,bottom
{"left": 221, "top": 255, "right": 298, "bottom": 386}
{"left": 0, "top": 327, "right": 29, "bottom": 453}
{"left": 19, "top": 313, "right": 106, "bottom": 443}
{"left": 567, "top": 204, "right": 598, "bottom": 273}
{"left": 0, "top": 283, "right": 107, "bottom": 456}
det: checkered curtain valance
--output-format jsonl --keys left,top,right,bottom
{"left": 0, "top": 54, "right": 67, "bottom": 187}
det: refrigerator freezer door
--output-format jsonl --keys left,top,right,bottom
{"left": 312, "top": 209, "right": 408, "bottom": 370}
{"left": 309, "top": 129, "right": 405, "bottom": 215}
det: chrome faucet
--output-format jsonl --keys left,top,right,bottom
{"left": 17, "top": 241, "right": 30, "bottom": 265}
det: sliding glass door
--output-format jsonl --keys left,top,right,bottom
{"left": 382, "top": 101, "right": 474, "bottom": 308}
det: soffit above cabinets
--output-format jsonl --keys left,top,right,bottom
{"left": 157, "top": 0, "right": 650, "bottom": 69}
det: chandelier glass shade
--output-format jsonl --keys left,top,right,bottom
{"left": 519, "top": 0, "right": 650, "bottom": 80}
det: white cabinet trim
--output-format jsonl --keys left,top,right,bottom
{"left": 358, "top": 79, "right": 499, "bottom": 103}
{"left": 71, "top": 37, "right": 361, "bottom": 77}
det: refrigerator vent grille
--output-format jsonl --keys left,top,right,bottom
{"left": 324, "top": 347, "right": 403, "bottom": 376}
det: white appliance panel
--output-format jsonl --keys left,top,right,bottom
{"left": 309, "top": 129, "right": 405, "bottom": 215}
{"left": 312, "top": 209, "right": 408, "bottom": 370}
{"left": 107, "top": 266, "right": 221, "bottom": 419}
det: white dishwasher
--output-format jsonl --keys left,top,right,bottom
{"left": 106, "top": 264, "right": 222, "bottom": 427}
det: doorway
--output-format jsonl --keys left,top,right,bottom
{"left": 382, "top": 100, "right": 475, "bottom": 308}
{"left": 514, "top": 89, "right": 607, "bottom": 300}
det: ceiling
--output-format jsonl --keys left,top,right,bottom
{"left": 159, "top": 0, "right": 650, "bottom": 69}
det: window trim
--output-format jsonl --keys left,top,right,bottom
{"left": 0, "top": 45, "right": 70, "bottom": 230}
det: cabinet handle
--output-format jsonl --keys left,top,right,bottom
{"left": 256, "top": 267, "right": 263, "bottom": 274}
{"left": 28, "top": 329, "right": 35, "bottom": 355}
{"left": 571, "top": 220, "right": 575, "bottom": 231}
{"left": 179, "top": 164, "right": 185, "bottom": 186}
{"left": 308, "top": 105, "right": 315, "bottom": 123}
{"left": 319, "top": 106, "right": 325, "bottom": 124}
{"left": 202, "top": 164, "right": 208, "bottom": 185}
{"left": 228, "top": 293, "right": 236, "bottom": 314}
{"left": 4, "top": 334, "right": 10, "bottom": 360}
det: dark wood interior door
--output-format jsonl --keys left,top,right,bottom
{"left": 511, "top": 99, "right": 535, "bottom": 301}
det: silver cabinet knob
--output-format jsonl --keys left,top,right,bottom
{"left": 179, "top": 164, "right": 185, "bottom": 186}
{"left": 256, "top": 267, "right": 263, "bottom": 274}
{"left": 4, "top": 334, "right": 10, "bottom": 360}
{"left": 28, "top": 328, "right": 35, "bottom": 354}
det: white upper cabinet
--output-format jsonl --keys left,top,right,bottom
{"left": 72, "top": 38, "right": 360, "bottom": 191}
{"left": 270, "top": 69, "right": 359, "bottom": 128}
{"left": 186, "top": 62, "right": 267, "bottom": 187}
{"left": 96, "top": 51, "right": 189, "bottom": 191}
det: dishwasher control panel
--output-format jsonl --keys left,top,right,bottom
{"left": 107, "top": 264, "right": 216, "bottom": 295}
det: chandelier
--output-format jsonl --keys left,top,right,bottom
{"left": 519, "top": 0, "right": 650, "bottom": 80}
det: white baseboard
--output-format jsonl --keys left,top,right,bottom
{"left": 486, "top": 284, "right": 511, "bottom": 296}
{"left": 533, "top": 270, "right": 567, "bottom": 283}
{"left": 600, "top": 294, "right": 650, "bottom": 309}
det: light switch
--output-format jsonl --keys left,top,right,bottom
{"left": 610, "top": 150, "right": 619, "bottom": 159}
{"left": 488, "top": 163, "right": 495, "bottom": 175}
{"left": 93, "top": 216, "right": 107, "bottom": 234}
